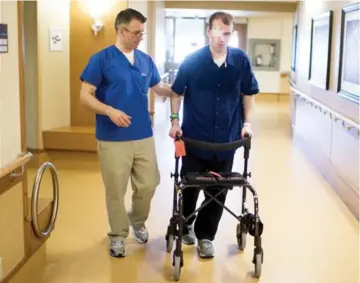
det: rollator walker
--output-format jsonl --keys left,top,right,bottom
{"left": 165, "top": 134, "right": 264, "bottom": 281}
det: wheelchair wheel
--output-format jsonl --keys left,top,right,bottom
{"left": 166, "top": 234, "right": 174, "bottom": 252}
{"left": 236, "top": 223, "right": 247, "bottom": 250}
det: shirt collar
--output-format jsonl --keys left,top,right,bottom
{"left": 204, "top": 45, "right": 235, "bottom": 66}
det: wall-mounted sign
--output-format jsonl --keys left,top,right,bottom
{"left": 0, "top": 23, "right": 8, "bottom": 53}
{"left": 49, "top": 27, "right": 63, "bottom": 51}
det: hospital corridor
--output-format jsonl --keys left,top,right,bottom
{"left": 23, "top": 98, "right": 359, "bottom": 283}
{"left": 0, "top": 1, "right": 359, "bottom": 283}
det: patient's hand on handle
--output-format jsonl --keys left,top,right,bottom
{"left": 241, "top": 123, "right": 253, "bottom": 138}
{"left": 169, "top": 120, "right": 182, "bottom": 139}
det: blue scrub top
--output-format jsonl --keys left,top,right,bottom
{"left": 171, "top": 45, "right": 259, "bottom": 161}
{"left": 80, "top": 45, "right": 161, "bottom": 142}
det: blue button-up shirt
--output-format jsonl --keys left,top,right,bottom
{"left": 171, "top": 45, "right": 259, "bottom": 161}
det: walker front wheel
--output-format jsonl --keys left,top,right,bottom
{"left": 236, "top": 223, "right": 247, "bottom": 250}
{"left": 253, "top": 251, "right": 263, "bottom": 278}
{"left": 173, "top": 255, "right": 182, "bottom": 281}
{"left": 166, "top": 234, "right": 174, "bottom": 252}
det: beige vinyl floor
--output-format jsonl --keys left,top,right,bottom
{"left": 26, "top": 97, "right": 359, "bottom": 283}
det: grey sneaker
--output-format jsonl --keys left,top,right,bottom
{"left": 131, "top": 225, "right": 149, "bottom": 244}
{"left": 109, "top": 240, "right": 126, "bottom": 258}
{"left": 182, "top": 225, "right": 196, "bottom": 245}
{"left": 197, "top": 239, "right": 214, "bottom": 258}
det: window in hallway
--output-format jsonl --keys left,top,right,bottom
{"left": 229, "top": 31, "right": 239, "bottom": 48}
{"left": 165, "top": 17, "right": 174, "bottom": 63}
{"left": 173, "top": 17, "right": 206, "bottom": 63}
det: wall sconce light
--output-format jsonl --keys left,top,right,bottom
{"left": 91, "top": 19, "right": 103, "bottom": 36}
{"left": 80, "top": 0, "right": 115, "bottom": 36}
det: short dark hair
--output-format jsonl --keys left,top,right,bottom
{"left": 114, "top": 8, "right": 147, "bottom": 31}
{"left": 208, "top": 11, "right": 234, "bottom": 30}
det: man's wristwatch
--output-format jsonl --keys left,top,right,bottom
{"left": 243, "top": 122, "right": 251, "bottom": 128}
{"left": 170, "top": 113, "right": 179, "bottom": 121}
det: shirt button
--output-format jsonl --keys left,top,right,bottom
{"left": 216, "top": 97, "right": 220, "bottom": 100}
{"left": 217, "top": 84, "right": 220, "bottom": 87}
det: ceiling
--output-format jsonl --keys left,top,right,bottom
{"left": 165, "top": 8, "right": 294, "bottom": 19}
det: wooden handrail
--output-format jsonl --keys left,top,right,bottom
{"left": 0, "top": 152, "right": 33, "bottom": 179}
{"left": 290, "top": 86, "right": 360, "bottom": 134}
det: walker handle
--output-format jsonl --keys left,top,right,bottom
{"left": 178, "top": 135, "right": 251, "bottom": 152}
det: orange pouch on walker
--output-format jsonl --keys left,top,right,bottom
{"left": 175, "top": 140, "right": 186, "bottom": 157}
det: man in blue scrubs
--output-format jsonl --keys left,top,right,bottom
{"left": 79, "top": 8, "right": 172, "bottom": 258}
{"left": 169, "top": 11, "right": 259, "bottom": 258}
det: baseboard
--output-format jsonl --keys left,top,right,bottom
{"left": 293, "top": 130, "right": 359, "bottom": 220}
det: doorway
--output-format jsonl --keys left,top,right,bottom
{"left": 22, "top": 1, "right": 41, "bottom": 151}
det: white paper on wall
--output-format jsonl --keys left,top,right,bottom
{"left": 49, "top": 28, "right": 63, "bottom": 51}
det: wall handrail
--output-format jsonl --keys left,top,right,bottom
{"left": 290, "top": 86, "right": 360, "bottom": 133}
{"left": 0, "top": 152, "right": 33, "bottom": 179}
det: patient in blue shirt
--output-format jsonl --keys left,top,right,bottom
{"left": 169, "top": 11, "right": 259, "bottom": 258}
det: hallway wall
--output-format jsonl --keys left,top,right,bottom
{"left": 294, "top": 1, "right": 359, "bottom": 122}
{"left": 22, "top": 1, "right": 71, "bottom": 150}
{"left": 69, "top": 1, "right": 127, "bottom": 127}
{"left": 19, "top": 1, "right": 131, "bottom": 148}
{"left": 0, "top": 3, "right": 86, "bottom": 281}
{"left": 26, "top": 1, "right": 163, "bottom": 150}
{"left": 0, "top": 2, "right": 27, "bottom": 281}
{"left": 165, "top": 1, "right": 297, "bottom": 13}
{"left": 37, "top": 1, "right": 70, "bottom": 133}
{"left": 291, "top": 1, "right": 359, "bottom": 217}
{"left": 247, "top": 14, "right": 293, "bottom": 93}
{"left": 0, "top": 1, "right": 21, "bottom": 167}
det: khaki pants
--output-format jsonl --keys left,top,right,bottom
{"left": 97, "top": 136, "right": 160, "bottom": 241}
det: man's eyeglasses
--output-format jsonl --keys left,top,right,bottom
{"left": 122, "top": 28, "right": 146, "bottom": 38}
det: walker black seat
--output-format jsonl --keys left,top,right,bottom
{"left": 184, "top": 172, "right": 246, "bottom": 186}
